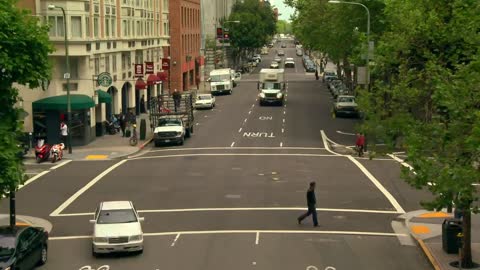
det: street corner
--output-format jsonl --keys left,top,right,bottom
{"left": 0, "top": 214, "right": 53, "bottom": 233}
{"left": 404, "top": 210, "right": 451, "bottom": 240}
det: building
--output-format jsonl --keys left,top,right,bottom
{"left": 168, "top": 0, "right": 202, "bottom": 92}
{"left": 16, "top": 0, "right": 170, "bottom": 146}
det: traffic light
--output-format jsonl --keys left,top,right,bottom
{"left": 223, "top": 28, "right": 229, "bottom": 41}
{"left": 216, "top": 27, "right": 223, "bottom": 39}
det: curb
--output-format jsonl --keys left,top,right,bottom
{"left": 139, "top": 136, "right": 153, "bottom": 150}
{"left": 413, "top": 236, "right": 442, "bottom": 270}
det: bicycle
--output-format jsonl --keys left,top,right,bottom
{"left": 129, "top": 124, "right": 138, "bottom": 146}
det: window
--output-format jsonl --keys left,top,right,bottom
{"left": 122, "top": 20, "right": 127, "bottom": 36}
{"left": 86, "top": 16, "right": 90, "bottom": 37}
{"left": 48, "top": 16, "right": 65, "bottom": 37}
{"left": 111, "top": 17, "right": 116, "bottom": 37}
{"left": 122, "top": 53, "right": 126, "bottom": 69}
{"left": 71, "top": 16, "right": 82, "bottom": 38}
{"left": 94, "top": 17, "right": 99, "bottom": 37}
{"left": 60, "top": 57, "right": 79, "bottom": 79}
{"left": 56, "top": 16, "right": 64, "bottom": 36}
{"left": 105, "top": 18, "right": 110, "bottom": 37}
{"left": 112, "top": 54, "right": 117, "bottom": 72}
{"left": 95, "top": 58, "right": 100, "bottom": 75}
{"left": 105, "top": 55, "right": 110, "bottom": 72}
{"left": 136, "top": 20, "right": 140, "bottom": 36}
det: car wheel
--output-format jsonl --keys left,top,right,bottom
{"left": 154, "top": 141, "right": 160, "bottom": 147}
{"left": 229, "top": 90, "right": 232, "bottom": 95}
{"left": 37, "top": 245, "right": 48, "bottom": 265}
{"left": 92, "top": 245, "right": 98, "bottom": 258}
{"left": 179, "top": 138, "right": 184, "bottom": 146}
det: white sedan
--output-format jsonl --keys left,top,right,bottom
{"left": 284, "top": 58, "right": 295, "bottom": 68}
{"left": 195, "top": 94, "right": 216, "bottom": 109}
{"left": 90, "top": 201, "right": 144, "bottom": 256}
{"left": 270, "top": 61, "right": 279, "bottom": 69}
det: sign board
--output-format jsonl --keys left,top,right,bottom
{"left": 145, "top": 62, "right": 154, "bottom": 74}
{"left": 216, "top": 27, "right": 223, "bottom": 39}
{"left": 357, "top": 66, "right": 368, "bottom": 85}
{"left": 134, "top": 64, "right": 144, "bottom": 77}
{"left": 97, "top": 72, "right": 112, "bottom": 87}
{"left": 63, "top": 73, "right": 70, "bottom": 79}
{"left": 162, "top": 58, "right": 170, "bottom": 70}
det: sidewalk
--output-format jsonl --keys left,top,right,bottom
{"left": 25, "top": 114, "right": 153, "bottom": 161}
{"left": 0, "top": 214, "right": 52, "bottom": 233}
{"left": 406, "top": 210, "right": 480, "bottom": 269}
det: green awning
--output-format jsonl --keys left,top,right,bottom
{"left": 95, "top": 90, "right": 112, "bottom": 103}
{"left": 32, "top": 94, "right": 95, "bottom": 110}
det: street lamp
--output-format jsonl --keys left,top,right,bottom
{"left": 48, "top": 4, "right": 72, "bottom": 154}
{"left": 328, "top": 0, "right": 370, "bottom": 86}
{"left": 222, "top": 20, "right": 240, "bottom": 67}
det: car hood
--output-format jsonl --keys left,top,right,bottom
{"left": 196, "top": 99, "right": 213, "bottom": 104}
{"left": 336, "top": 102, "right": 357, "bottom": 107}
{"left": 211, "top": 81, "right": 230, "bottom": 86}
{"left": 154, "top": 126, "right": 183, "bottom": 133}
{"left": 94, "top": 222, "right": 143, "bottom": 238}
{"left": 261, "top": 89, "right": 282, "bottom": 94}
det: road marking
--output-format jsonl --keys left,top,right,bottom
{"left": 147, "top": 147, "right": 327, "bottom": 153}
{"left": 320, "top": 130, "right": 341, "bottom": 156}
{"left": 230, "top": 142, "right": 235, "bottom": 147}
{"left": 280, "top": 142, "right": 283, "bottom": 147}
{"left": 387, "top": 154, "right": 416, "bottom": 174}
{"left": 244, "top": 118, "right": 248, "bottom": 123}
{"left": 282, "top": 118, "right": 285, "bottom": 123}
{"left": 238, "top": 128, "right": 242, "bottom": 133}
{"left": 49, "top": 230, "right": 408, "bottom": 241}
{"left": 54, "top": 207, "right": 400, "bottom": 217}
{"left": 51, "top": 160, "right": 72, "bottom": 170}
{"left": 248, "top": 111, "right": 252, "bottom": 114}
{"left": 170, "top": 233, "right": 181, "bottom": 247}
{"left": 85, "top": 155, "right": 108, "bottom": 160}
{"left": 282, "top": 128, "right": 284, "bottom": 133}
{"left": 347, "top": 156, "right": 406, "bottom": 214}
{"left": 284, "top": 111, "right": 286, "bottom": 115}
{"left": 50, "top": 160, "right": 127, "bottom": 217}
{"left": 196, "top": 123, "right": 199, "bottom": 126}
{"left": 18, "top": 170, "right": 50, "bottom": 190}
{"left": 131, "top": 153, "right": 340, "bottom": 161}
{"left": 255, "top": 232, "right": 260, "bottom": 245}
{"left": 336, "top": 130, "right": 356, "bottom": 136}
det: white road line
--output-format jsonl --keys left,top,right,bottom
{"left": 282, "top": 128, "right": 284, "bottom": 133}
{"left": 50, "top": 160, "right": 127, "bottom": 217}
{"left": 248, "top": 111, "right": 252, "bottom": 114}
{"left": 49, "top": 230, "right": 408, "bottom": 241}
{"left": 336, "top": 130, "right": 356, "bottom": 136}
{"left": 147, "top": 147, "right": 327, "bottom": 153}
{"left": 282, "top": 119, "right": 285, "bottom": 123}
{"left": 170, "top": 233, "right": 181, "bottom": 247}
{"left": 238, "top": 128, "right": 242, "bottom": 133}
{"left": 51, "top": 160, "right": 72, "bottom": 170}
{"left": 320, "top": 130, "right": 341, "bottom": 156}
{"left": 387, "top": 154, "right": 415, "bottom": 173}
{"left": 19, "top": 170, "right": 50, "bottom": 190}
{"left": 230, "top": 142, "right": 235, "bottom": 147}
{"left": 130, "top": 153, "right": 340, "bottom": 161}
{"left": 53, "top": 207, "right": 400, "bottom": 217}
{"left": 244, "top": 118, "right": 248, "bottom": 123}
{"left": 255, "top": 232, "right": 260, "bottom": 245}
{"left": 280, "top": 142, "right": 283, "bottom": 147}
{"left": 283, "top": 111, "right": 286, "bottom": 115}
{"left": 347, "top": 156, "right": 406, "bottom": 214}
{"left": 196, "top": 123, "right": 199, "bottom": 126}
{"left": 252, "top": 104, "right": 255, "bottom": 108}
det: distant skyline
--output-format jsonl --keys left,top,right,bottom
{"left": 270, "top": 0, "right": 295, "bottom": 21}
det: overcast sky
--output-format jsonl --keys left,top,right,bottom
{"left": 270, "top": 0, "right": 295, "bottom": 21}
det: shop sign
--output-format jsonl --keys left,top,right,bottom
{"left": 145, "top": 62, "right": 154, "bottom": 74}
{"left": 97, "top": 72, "right": 112, "bottom": 87}
{"left": 134, "top": 64, "right": 144, "bottom": 77}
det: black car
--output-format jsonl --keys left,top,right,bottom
{"left": 0, "top": 226, "right": 48, "bottom": 270}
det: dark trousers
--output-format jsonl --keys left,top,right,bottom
{"left": 120, "top": 125, "right": 126, "bottom": 137}
{"left": 298, "top": 206, "right": 318, "bottom": 226}
{"left": 61, "top": 135, "right": 68, "bottom": 147}
{"left": 174, "top": 100, "right": 180, "bottom": 112}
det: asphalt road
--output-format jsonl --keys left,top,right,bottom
{"left": 0, "top": 39, "right": 434, "bottom": 270}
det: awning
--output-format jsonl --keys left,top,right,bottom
{"left": 157, "top": 71, "right": 168, "bottom": 82}
{"left": 147, "top": 74, "right": 160, "bottom": 86}
{"left": 95, "top": 90, "right": 112, "bottom": 103}
{"left": 135, "top": 78, "right": 147, "bottom": 90}
{"left": 32, "top": 94, "right": 95, "bottom": 110}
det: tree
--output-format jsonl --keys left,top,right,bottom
{"left": 356, "top": 0, "right": 480, "bottom": 267}
{"left": 0, "top": 0, "right": 53, "bottom": 226}
{"left": 276, "top": 20, "right": 292, "bottom": 34}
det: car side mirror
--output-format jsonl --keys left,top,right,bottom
{"left": 89, "top": 219, "right": 96, "bottom": 224}
{"left": 138, "top": 217, "right": 145, "bottom": 222}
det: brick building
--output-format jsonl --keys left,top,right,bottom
{"left": 169, "top": 0, "right": 202, "bottom": 92}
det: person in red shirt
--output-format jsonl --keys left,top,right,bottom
{"left": 356, "top": 133, "right": 365, "bottom": 157}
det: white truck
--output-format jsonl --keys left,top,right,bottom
{"left": 258, "top": 68, "right": 286, "bottom": 106}
{"left": 208, "top": 68, "right": 234, "bottom": 95}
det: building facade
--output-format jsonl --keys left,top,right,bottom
{"left": 169, "top": 0, "right": 202, "bottom": 92}
{"left": 16, "top": 0, "right": 170, "bottom": 145}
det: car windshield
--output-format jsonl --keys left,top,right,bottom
{"left": 262, "top": 82, "right": 281, "bottom": 90}
{"left": 197, "top": 95, "right": 212, "bottom": 100}
{"left": 0, "top": 235, "right": 15, "bottom": 258}
{"left": 158, "top": 119, "right": 182, "bottom": 127}
{"left": 210, "top": 74, "right": 230, "bottom": 82}
{"left": 338, "top": 97, "right": 355, "bottom": 103}
{"left": 325, "top": 71, "right": 336, "bottom": 76}
{"left": 97, "top": 209, "right": 138, "bottom": 224}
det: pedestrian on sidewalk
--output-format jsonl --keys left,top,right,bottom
{"left": 315, "top": 68, "right": 319, "bottom": 80}
{"left": 356, "top": 132, "right": 365, "bottom": 157}
{"left": 297, "top": 181, "right": 319, "bottom": 227}
{"left": 172, "top": 89, "right": 181, "bottom": 112}
{"left": 119, "top": 111, "right": 126, "bottom": 137}
{"left": 60, "top": 121, "right": 68, "bottom": 147}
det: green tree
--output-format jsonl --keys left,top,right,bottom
{"left": 357, "top": 0, "right": 480, "bottom": 267}
{"left": 276, "top": 20, "right": 292, "bottom": 34}
{"left": 0, "top": 0, "right": 53, "bottom": 225}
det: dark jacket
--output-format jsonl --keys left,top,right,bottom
{"left": 172, "top": 91, "right": 181, "bottom": 101}
{"left": 306, "top": 189, "right": 316, "bottom": 206}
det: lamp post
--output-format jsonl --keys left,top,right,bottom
{"left": 48, "top": 4, "right": 72, "bottom": 153}
{"left": 328, "top": 0, "right": 370, "bottom": 86}
{"left": 221, "top": 20, "right": 240, "bottom": 67}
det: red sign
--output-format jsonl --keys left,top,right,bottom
{"left": 162, "top": 58, "right": 170, "bottom": 70}
{"left": 216, "top": 27, "right": 223, "bottom": 39}
{"left": 145, "top": 62, "right": 154, "bottom": 74}
{"left": 134, "top": 64, "right": 144, "bottom": 77}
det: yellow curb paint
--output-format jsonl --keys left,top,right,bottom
{"left": 411, "top": 225, "right": 430, "bottom": 234}
{"left": 414, "top": 237, "right": 441, "bottom": 270}
{"left": 418, "top": 212, "right": 450, "bottom": 218}
{"left": 85, "top": 155, "right": 108, "bottom": 160}
{"left": 16, "top": 222, "right": 30, "bottom": 226}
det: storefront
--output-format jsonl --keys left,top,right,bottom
{"left": 32, "top": 94, "right": 95, "bottom": 146}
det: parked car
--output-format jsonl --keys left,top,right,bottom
{"left": 296, "top": 49, "right": 303, "bottom": 56}
{"left": 323, "top": 71, "right": 338, "bottom": 82}
{"left": 302, "top": 55, "right": 311, "bottom": 67}
{"left": 277, "top": 50, "right": 285, "bottom": 56}
{"left": 195, "top": 94, "right": 216, "bottom": 109}
{"left": 274, "top": 56, "right": 282, "bottom": 63}
{"left": 333, "top": 95, "right": 359, "bottom": 117}
{"left": 284, "top": 58, "right": 295, "bottom": 68}
{"left": 305, "top": 61, "right": 316, "bottom": 72}
{"left": 91, "top": 201, "right": 145, "bottom": 256}
{"left": 0, "top": 225, "right": 49, "bottom": 270}
{"left": 270, "top": 61, "right": 280, "bottom": 69}
{"left": 252, "top": 54, "right": 262, "bottom": 63}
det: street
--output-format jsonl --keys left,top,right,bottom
{"left": 0, "top": 39, "right": 433, "bottom": 270}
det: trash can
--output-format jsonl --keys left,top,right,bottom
{"left": 95, "top": 122, "right": 104, "bottom": 137}
{"left": 442, "top": 218, "right": 462, "bottom": 254}
{"left": 140, "top": 119, "right": 146, "bottom": 140}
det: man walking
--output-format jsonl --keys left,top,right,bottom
{"left": 60, "top": 121, "right": 68, "bottom": 147}
{"left": 119, "top": 111, "right": 126, "bottom": 137}
{"left": 356, "top": 132, "right": 365, "bottom": 157}
{"left": 297, "top": 181, "right": 318, "bottom": 227}
{"left": 172, "top": 89, "right": 181, "bottom": 112}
